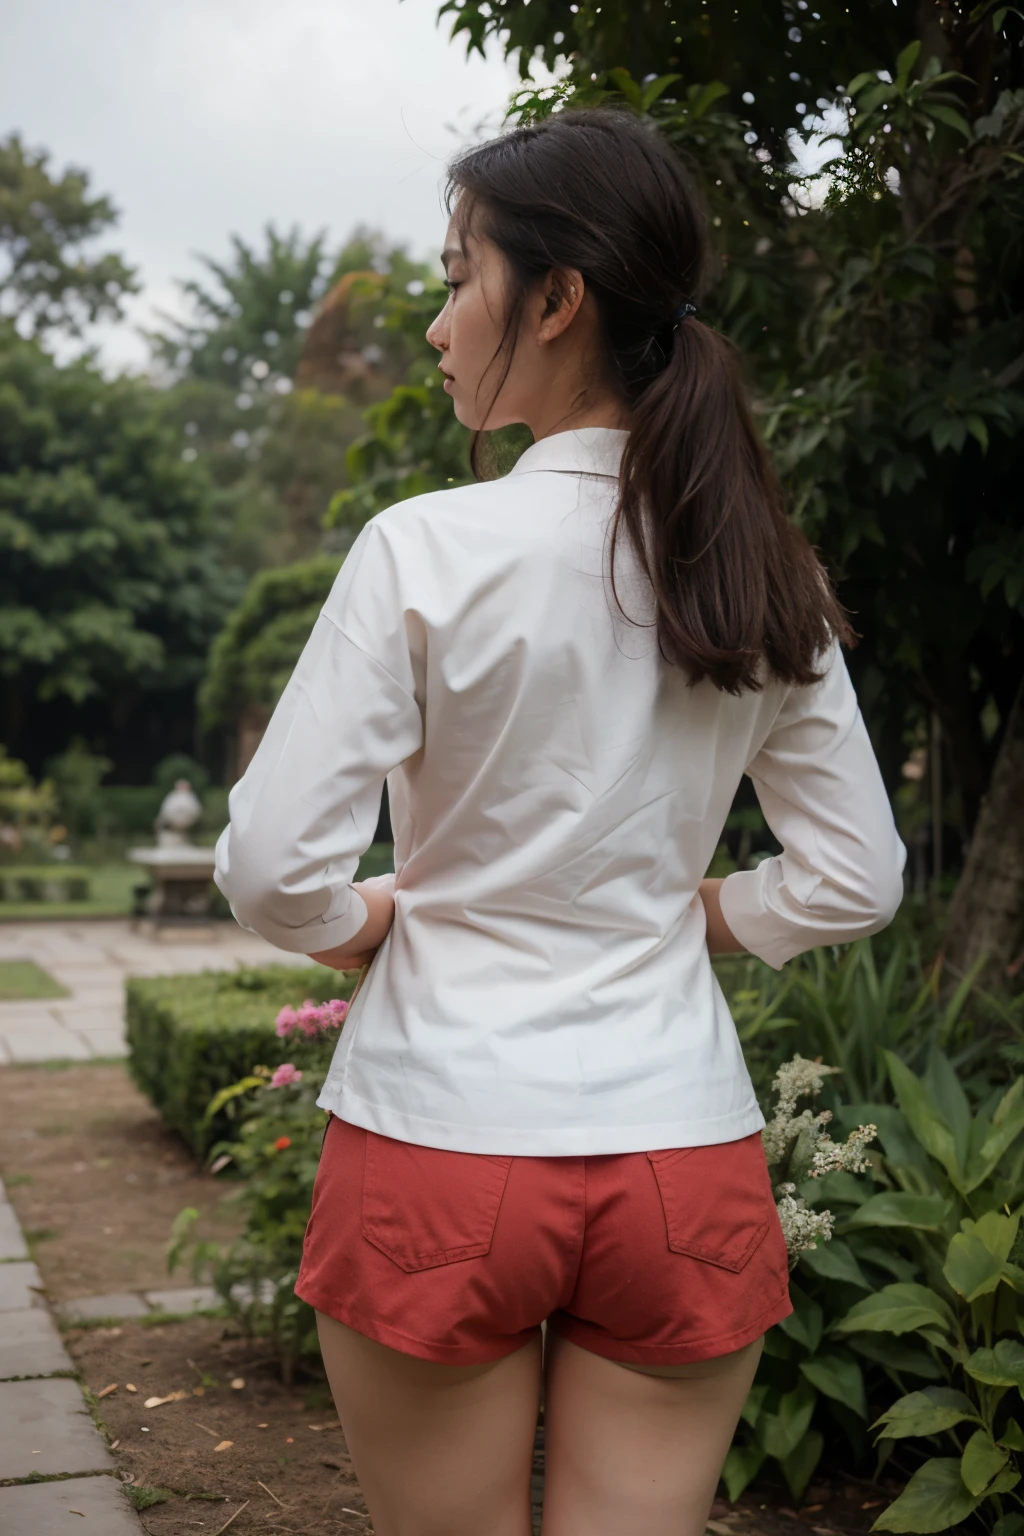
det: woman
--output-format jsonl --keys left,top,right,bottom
{"left": 215, "top": 107, "right": 905, "bottom": 1536}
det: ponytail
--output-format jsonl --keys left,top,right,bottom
{"left": 447, "top": 107, "right": 852, "bottom": 694}
{"left": 612, "top": 316, "right": 852, "bottom": 694}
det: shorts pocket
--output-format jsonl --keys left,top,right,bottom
{"left": 646, "top": 1134, "right": 773, "bottom": 1273}
{"left": 361, "top": 1131, "right": 513, "bottom": 1273}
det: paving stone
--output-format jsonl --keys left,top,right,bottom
{"left": 0, "top": 1377, "right": 114, "bottom": 1479}
{"left": 0, "top": 1200, "right": 28, "bottom": 1260}
{"left": 53, "top": 1005, "right": 123, "bottom": 1032}
{"left": 3, "top": 1028, "right": 91, "bottom": 1064}
{"left": 0, "top": 1475, "right": 141, "bottom": 1534}
{"left": 76, "top": 1028, "right": 129, "bottom": 1059}
{"left": 0, "top": 1262, "right": 44, "bottom": 1312}
{"left": 143, "top": 1284, "right": 219, "bottom": 1314}
{"left": 0, "top": 1307, "right": 73, "bottom": 1379}
{"left": 56, "top": 1292, "right": 148, "bottom": 1323}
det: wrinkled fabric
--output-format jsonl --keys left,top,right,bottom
{"left": 296, "top": 1116, "right": 792, "bottom": 1365}
{"left": 216, "top": 427, "right": 906, "bottom": 1156}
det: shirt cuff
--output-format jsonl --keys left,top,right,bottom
{"left": 718, "top": 864, "right": 800, "bottom": 972}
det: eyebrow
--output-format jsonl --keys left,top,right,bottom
{"left": 440, "top": 245, "right": 464, "bottom": 271}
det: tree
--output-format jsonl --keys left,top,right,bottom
{"left": 199, "top": 556, "right": 342, "bottom": 732}
{"left": 150, "top": 227, "right": 443, "bottom": 573}
{"left": 0, "top": 133, "right": 138, "bottom": 339}
{"left": 434, "top": 0, "right": 1024, "bottom": 982}
{"left": 0, "top": 327, "right": 244, "bottom": 768}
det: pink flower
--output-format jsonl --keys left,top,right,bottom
{"left": 269, "top": 1063, "right": 303, "bottom": 1089}
{"left": 274, "top": 998, "right": 348, "bottom": 1039}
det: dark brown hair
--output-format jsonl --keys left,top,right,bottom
{"left": 445, "top": 107, "right": 852, "bottom": 693}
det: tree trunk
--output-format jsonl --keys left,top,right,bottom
{"left": 942, "top": 674, "right": 1024, "bottom": 988}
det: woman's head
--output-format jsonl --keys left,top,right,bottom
{"left": 427, "top": 108, "right": 707, "bottom": 439}
{"left": 430, "top": 107, "right": 851, "bottom": 693}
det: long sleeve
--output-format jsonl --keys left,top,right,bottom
{"left": 718, "top": 643, "right": 906, "bottom": 971}
{"left": 214, "top": 519, "right": 423, "bottom": 954}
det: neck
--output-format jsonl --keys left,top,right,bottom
{"left": 528, "top": 394, "right": 632, "bottom": 442}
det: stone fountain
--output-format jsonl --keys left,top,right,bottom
{"left": 128, "top": 779, "right": 217, "bottom": 924}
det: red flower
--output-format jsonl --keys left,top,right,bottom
{"left": 273, "top": 1136, "right": 292, "bottom": 1151}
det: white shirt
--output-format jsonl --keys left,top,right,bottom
{"left": 215, "top": 426, "right": 906, "bottom": 1155}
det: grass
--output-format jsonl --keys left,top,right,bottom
{"left": 0, "top": 959, "right": 70, "bottom": 1000}
{"left": 0, "top": 862, "right": 139, "bottom": 921}
{"left": 0, "top": 843, "right": 395, "bottom": 921}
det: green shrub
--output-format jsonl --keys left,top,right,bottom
{"left": 168, "top": 998, "right": 353, "bottom": 1379}
{"left": 126, "top": 965, "right": 356, "bottom": 1156}
{"left": 727, "top": 1045, "right": 1024, "bottom": 1528}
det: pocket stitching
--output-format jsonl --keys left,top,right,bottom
{"left": 647, "top": 1140, "right": 773, "bottom": 1274}
{"left": 360, "top": 1138, "right": 512, "bottom": 1274}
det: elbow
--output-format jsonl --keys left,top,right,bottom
{"left": 834, "top": 839, "right": 907, "bottom": 939}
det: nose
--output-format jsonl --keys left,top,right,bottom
{"left": 426, "top": 300, "right": 449, "bottom": 354}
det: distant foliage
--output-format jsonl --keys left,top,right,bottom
{"left": 0, "top": 331, "right": 242, "bottom": 715}
{"left": 0, "top": 132, "right": 138, "bottom": 338}
{"left": 198, "top": 555, "right": 341, "bottom": 729}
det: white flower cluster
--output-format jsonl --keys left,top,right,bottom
{"left": 810, "top": 1121, "right": 877, "bottom": 1178}
{"left": 761, "top": 1054, "right": 877, "bottom": 1262}
{"left": 761, "top": 1054, "right": 839, "bottom": 1168}
{"left": 776, "top": 1183, "right": 835, "bottom": 1257}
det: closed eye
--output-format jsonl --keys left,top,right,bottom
{"left": 443, "top": 278, "right": 462, "bottom": 295}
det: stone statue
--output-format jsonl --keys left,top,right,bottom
{"left": 154, "top": 778, "right": 203, "bottom": 849}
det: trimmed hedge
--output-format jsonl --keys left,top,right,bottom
{"left": 126, "top": 964, "right": 357, "bottom": 1157}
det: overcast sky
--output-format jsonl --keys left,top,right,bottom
{"left": 6, "top": 0, "right": 545, "bottom": 371}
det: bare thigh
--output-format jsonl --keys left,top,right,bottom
{"left": 316, "top": 1311, "right": 541, "bottom": 1536}
{"left": 541, "top": 1332, "right": 764, "bottom": 1536}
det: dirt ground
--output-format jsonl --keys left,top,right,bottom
{"left": 1, "top": 1062, "right": 899, "bottom": 1534}
{"left": 0, "top": 1062, "right": 239, "bottom": 1298}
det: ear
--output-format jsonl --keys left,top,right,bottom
{"left": 537, "top": 267, "right": 585, "bottom": 343}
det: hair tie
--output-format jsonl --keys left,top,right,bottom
{"left": 672, "top": 301, "right": 698, "bottom": 326}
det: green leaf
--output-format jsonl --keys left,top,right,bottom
{"left": 884, "top": 1053, "right": 959, "bottom": 1181}
{"left": 843, "top": 1192, "right": 949, "bottom": 1232}
{"left": 872, "top": 1387, "right": 979, "bottom": 1440}
{"left": 847, "top": 71, "right": 878, "bottom": 96}
{"left": 780, "top": 1429, "right": 824, "bottom": 1500}
{"left": 640, "top": 73, "right": 683, "bottom": 113}
{"left": 870, "top": 1458, "right": 981, "bottom": 1533}
{"left": 757, "top": 1380, "right": 816, "bottom": 1461}
{"left": 961, "top": 1429, "right": 1010, "bottom": 1495}
{"left": 944, "top": 1212, "right": 1020, "bottom": 1301}
{"left": 800, "top": 1353, "right": 868, "bottom": 1419}
{"left": 924, "top": 103, "right": 973, "bottom": 139}
{"left": 204, "top": 1076, "right": 266, "bottom": 1122}
{"left": 720, "top": 1441, "right": 765, "bottom": 1501}
{"left": 778, "top": 1291, "right": 824, "bottom": 1354}
{"left": 992, "top": 1515, "right": 1024, "bottom": 1536}
{"left": 834, "top": 1283, "right": 956, "bottom": 1338}
{"left": 799, "top": 1238, "right": 872, "bottom": 1289}
{"left": 1000, "top": 1419, "right": 1024, "bottom": 1452}
{"left": 687, "top": 79, "right": 730, "bottom": 119}
{"left": 965, "top": 414, "right": 989, "bottom": 453}
{"left": 966, "top": 1339, "right": 1024, "bottom": 1388}
{"left": 896, "top": 40, "right": 922, "bottom": 80}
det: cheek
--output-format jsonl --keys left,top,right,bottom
{"left": 451, "top": 289, "right": 501, "bottom": 366}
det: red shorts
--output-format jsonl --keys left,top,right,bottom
{"left": 295, "top": 1116, "right": 792, "bottom": 1367}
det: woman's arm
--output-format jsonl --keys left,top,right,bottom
{"left": 214, "top": 521, "right": 422, "bottom": 955}
{"left": 698, "top": 877, "right": 746, "bottom": 956}
{"left": 717, "top": 642, "right": 906, "bottom": 971}
{"left": 308, "top": 876, "right": 396, "bottom": 971}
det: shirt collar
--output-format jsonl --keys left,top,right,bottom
{"left": 508, "top": 426, "right": 629, "bottom": 480}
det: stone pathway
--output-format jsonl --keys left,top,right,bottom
{"left": 0, "top": 917, "right": 314, "bottom": 1526}
{"left": 0, "top": 1175, "right": 143, "bottom": 1531}
{"left": 0, "top": 918, "right": 313, "bottom": 1063}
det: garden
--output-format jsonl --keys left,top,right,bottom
{"left": 1, "top": 0, "right": 1022, "bottom": 1531}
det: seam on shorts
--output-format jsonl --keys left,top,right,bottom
{"left": 294, "top": 1281, "right": 537, "bottom": 1366}
{"left": 550, "top": 1282, "right": 792, "bottom": 1365}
